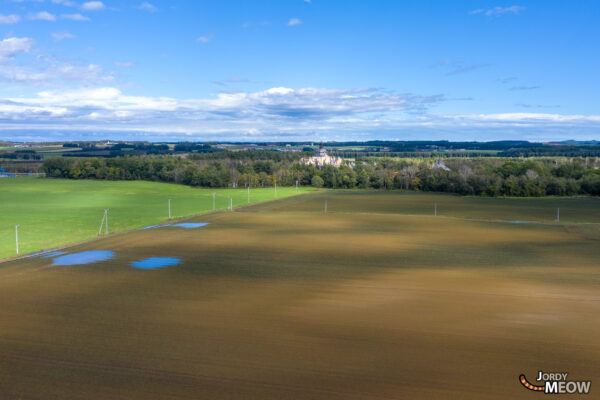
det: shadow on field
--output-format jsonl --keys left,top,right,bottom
{"left": 27, "top": 210, "right": 596, "bottom": 282}
{"left": 1, "top": 191, "right": 599, "bottom": 400}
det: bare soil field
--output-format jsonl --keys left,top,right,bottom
{"left": 1, "top": 191, "right": 598, "bottom": 399}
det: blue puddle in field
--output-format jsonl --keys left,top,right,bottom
{"left": 131, "top": 257, "right": 181, "bottom": 270}
{"left": 52, "top": 250, "right": 115, "bottom": 266}
{"left": 30, "top": 246, "right": 183, "bottom": 270}
{"left": 141, "top": 222, "right": 209, "bottom": 230}
{"left": 42, "top": 250, "right": 67, "bottom": 258}
{"left": 29, "top": 250, "right": 67, "bottom": 258}
{"left": 29, "top": 249, "right": 65, "bottom": 258}
{"left": 484, "top": 220, "right": 551, "bottom": 225}
{"left": 171, "top": 223, "right": 209, "bottom": 229}
{"left": 140, "top": 224, "right": 161, "bottom": 229}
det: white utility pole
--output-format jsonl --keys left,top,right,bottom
{"left": 556, "top": 207, "right": 560, "bottom": 222}
{"left": 212, "top": 192, "right": 216, "bottom": 210}
{"left": 296, "top": 180, "right": 299, "bottom": 193}
{"left": 168, "top": 199, "right": 172, "bottom": 219}
{"left": 324, "top": 199, "right": 328, "bottom": 214}
{"left": 98, "top": 209, "right": 109, "bottom": 236}
{"left": 98, "top": 213, "right": 104, "bottom": 235}
{"left": 15, "top": 225, "right": 19, "bottom": 255}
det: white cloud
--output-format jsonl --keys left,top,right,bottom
{"left": 470, "top": 6, "right": 525, "bottom": 16}
{"left": 197, "top": 34, "right": 213, "bottom": 43}
{"left": 81, "top": 1, "right": 105, "bottom": 11}
{"left": 28, "top": 11, "right": 57, "bottom": 21}
{"left": 0, "top": 86, "right": 442, "bottom": 130}
{"left": 61, "top": 13, "right": 90, "bottom": 21}
{"left": 446, "top": 63, "right": 490, "bottom": 75}
{"left": 114, "top": 61, "right": 135, "bottom": 67}
{"left": 447, "top": 113, "right": 600, "bottom": 123}
{"left": 509, "top": 85, "right": 540, "bottom": 91}
{"left": 287, "top": 18, "right": 302, "bottom": 26}
{"left": 52, "top": 0, "right": 78, "bottom": 6}
{"left": 1, "top": 85, "right": 598, "bottom": 141}
{"left": 139, "top": 2, "right": 157, "bottom": 12}
{"left": 52, "top": 31, "right": 76, "bottom": 42}
{"left": 0, "top": 37, "right": 35, "bottom": 61}
{"left": 52, "top": 63, "right": 111, "bottom": 83}
{"left": 0, "top": 34, "right": 113, "bottom": 86}
{"left": 0, "top": 14, "right": 21, "bottom": 24}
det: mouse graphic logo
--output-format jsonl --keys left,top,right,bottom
{"left": 519, "top": 371, "right": 591, "bottom": 394}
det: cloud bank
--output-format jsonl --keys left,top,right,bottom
{"left": 1, "top": 86, "right": 599, "bottom": 142}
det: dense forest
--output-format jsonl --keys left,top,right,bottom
{"left": 42, "top": 152, "right": 600, "bottom": 196}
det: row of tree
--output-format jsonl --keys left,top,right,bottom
{"left": 42, "top": 155, "right": 600, "bottom": 196}
{"left": 0, "top": 151, "right": 42, "bottom": 160}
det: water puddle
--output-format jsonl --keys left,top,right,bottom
{"left": 42, "top": 251, "right": 68, "bottom": 258}
{"left": 140, "top": 224, "right": 161, "bottom": 229}
{"left": 29, "top": 249, "right": 67, "bottom": 258}
{"left": 52, "top": 250, "right": 115, "bottom": 266}
{"left": 141, "top": 222, "right": 209, "bottom": 229}
{"left": 131, "top": 257, "right": 181, "bottom": 270}
{"left": 171, "top": 223, "right": 209, "bottom": 229}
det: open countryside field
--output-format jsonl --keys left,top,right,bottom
{"left": 1, "top": 191, "right": 599, "bottom": 399}
{"left": 0, "top": 177, "right": 313, "bottom": 259}
{"left": 252, "top": 189, "right": 600, "bottom": 224}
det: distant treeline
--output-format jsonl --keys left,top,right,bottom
{"left": 63, "top": 143, "right": 172, "bottom": 157}
{"left": 0, "top": 160, "right": 43, "bottom": 173}
{"left": 55, "top": 140, "right": 600, "bottom": 158}
{"left": 330, "top": 151, "right": 499, "bottom": 158}
{"left": 188, "top": 150, "right": 305, "bottom": 162}
{"left": 0, "top": 150, "right": 42, "bottom": 160}
{"left": 328, "top": 140, "right": 600, "bottom": 157}
{"left": 42, "top": 154, "right": 600, "bottom": 196}
{"left": 497, "top": 145, "right": 600, "bottom": 157}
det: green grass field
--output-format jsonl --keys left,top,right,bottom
{"left": 0, "top": 190, "right": 598, "bottom": 399}
{"left": 0, "top": 177, "right": 313, "bottom": 259}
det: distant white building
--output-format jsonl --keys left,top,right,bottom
{"left": 300, "top": 143, "right": 343, "bottom": 168}
{"left": 432, "top": 156, "right": 450, "bottom": 171}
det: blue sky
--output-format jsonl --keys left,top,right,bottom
{"left": 0, "top": 0, "right": 599, "bottom": 142}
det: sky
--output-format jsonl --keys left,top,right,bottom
{"left": 0, "top": 0, "right": 599, "bottom": 142}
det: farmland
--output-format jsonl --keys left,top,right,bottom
{"left": 0, "top": 177, "right": 313, "bottom": 259}
{"left": 0, "top": 190, "right": 598, "bottom": 399}
{"left": 251, "top": 189, "right": 600, "bottom": 223}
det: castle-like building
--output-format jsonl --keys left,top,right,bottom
{"left": 432, "top": 156, "right": 450, "bottom": 171}
{"left": 300, "top": 143, "right": 343, "bottom": 168}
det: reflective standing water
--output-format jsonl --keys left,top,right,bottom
{"left": 52, "top": 250, "right": 115, "bottom": 266}
{"left": 131, "top": 257, "right": 181, "bottom": 269}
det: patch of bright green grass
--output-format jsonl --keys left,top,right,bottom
{"left": 0, "top": 177, "right": 313, "bottom": 259}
